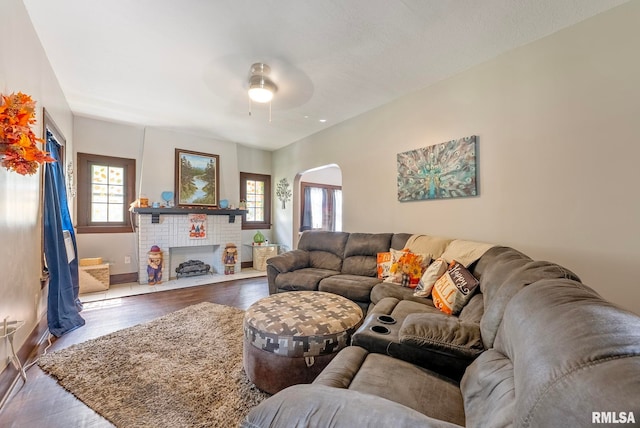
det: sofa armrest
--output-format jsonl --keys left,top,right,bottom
{"left": 266, "top": 249, "right": 310, "bottom": 273}
{"left": 313, "top": 345, "right": 369, "bottom": 388}
{"left": 242, "top": 384, "right": 462, "bottom": 428}
{"left": 399, "top": 313, "right": 484, "bottom": 360}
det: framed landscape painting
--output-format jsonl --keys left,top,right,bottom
{"left": 397, "top": 135, "right": 477, "bottom": 201}
{"left": 175, "top": 149, "right": 220, "bottom": 208}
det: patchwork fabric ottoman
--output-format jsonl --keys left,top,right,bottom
{"left": 243, "top": 291, "right": 363, "bottom": 394}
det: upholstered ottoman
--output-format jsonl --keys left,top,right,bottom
{"left": 243, "top": 291, "right": 363, "bottom": 394}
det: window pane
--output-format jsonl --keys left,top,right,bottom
{"left": 92, "top": 165, "right": 108, "bottom": 184}
{"left": 254, "top": 207, "right": 264, "bottom": 221}
{"left": 256, "top": 181, "right": 264, "bottom": 193}
{"left": 311, "top": 187, "right": 324, "bottom": 229}
{"left": 92, "top": 203, "right": 108, "bottom": 222}
{"left": 247, "top": 208, "right": 255, "bottom": 222}
{"left": 335, "top": 190, "right": 343, "bottom": 232}
{"left": 89, "top": 163, "right": 127, "bottom": 223}
{"left": 108, "top": 204, "right": 124, "bottom": 222}
{"left": 108, "top": 185, "right": 123, "bottom": 203}
{"left": 109, "top": 167, "right": 123, "bottom": 185}
{"left": 92, "top": 184, "right": 108, "bottom": 203}
{"left": 246, "top": 180, "right": 256, "bottom": 194}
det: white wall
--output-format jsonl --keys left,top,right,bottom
{"left": 272, "top": 2, "right": 640, "bottom": 314}
{"left": 0, "top": 0, "right": 73, "bottom": 371}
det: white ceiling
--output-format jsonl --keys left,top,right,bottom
{"left": 24, "top": 0, "right": 627, "bottom": 151}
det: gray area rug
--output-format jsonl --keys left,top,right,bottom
{"left": 39, "top": 302, "right": 270, "bottom": 427}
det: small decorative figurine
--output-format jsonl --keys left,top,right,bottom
{"left": 147, "top": 245, "right": 163, "bottom": 285}
{"left": 222, "top": 243, "right": 238, "bottom": 275}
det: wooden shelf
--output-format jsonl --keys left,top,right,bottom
{"left": 133, "top": 207, "right": 246, "bottom": 223}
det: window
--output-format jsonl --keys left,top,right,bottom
{"left": 300, "top": 182, "right": 342, "bottom": 232}
{"left": 76, "top": 153, "right": 136, "bottom": 233}
{"left": 240, "top": 172, "right": 271, "bottom": 230}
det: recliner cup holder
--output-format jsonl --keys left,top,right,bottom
{"left": 370, "top": 325, "right": 390, "bottom": 335}
{"left": 377, "top": 315, "right": 396, "bottom": 324}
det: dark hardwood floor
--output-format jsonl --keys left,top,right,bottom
{"left": 0, "top": 277, "right": 269, "bottom": 428}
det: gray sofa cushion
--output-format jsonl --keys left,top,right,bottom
{"left": 463, "top": 278, "right": 640, "bottom": 427}
{"left": 400, "top": 313, "right": 483, "bottom": 360}
{"left": 242, "top": 384, "right": 461, "bottom": 428}
{"left": 475, "top": 246, "right": 581, "bottom": 348}
{"left": 274, "top": 268, "right": 340, "bottom": 292}
{"left": 391, "top": 233, "right": 412, "bottom": 250}
{"left": 459, "top": 349, "right": 515, "bottom": 428}
{"left": 342, "top": 233, "right": 393, "bottom": 276}
{"left": 318, "top": 274, "right": 381, "bottom": 302}
{"left": 371, "top": 281, "right": 437, "bottom": 306}
{"left": 297, "top": 230, "right": 350, "bottom": 253}
{"left": 314, "top": 346, "right": 466, "bottom": 427}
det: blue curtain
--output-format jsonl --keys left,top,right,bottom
{"left": 44, "top": 131, "right": 85, "bottom": 337}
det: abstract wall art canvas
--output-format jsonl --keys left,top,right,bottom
{"left": 397, "top": 135, "right": 477, "bottom": 201}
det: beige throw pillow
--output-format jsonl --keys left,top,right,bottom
{"left": 414, "top": 258, "right": 448, "bottom": 297}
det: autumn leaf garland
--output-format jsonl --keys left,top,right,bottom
{"left": 0, "top": 92, "right": 55, "bottom": 175}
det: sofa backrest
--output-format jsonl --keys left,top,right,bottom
{"left": 461, "top": 279, "right": 640, "bottom": 427}
{"left": 470, "top": 246, "right": 581, "bottom": 348}
{"left": 390, "top": 233, "right": 412, "bottom": 250}
{"left": 341, "top": 233, "right": 393, "bottom": 277}
{"left": 297, "top": 230, "right": 350, "bottom": 271}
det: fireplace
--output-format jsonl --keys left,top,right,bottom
{"left": 134, "top": 208, "right": 243, "bottom": 284}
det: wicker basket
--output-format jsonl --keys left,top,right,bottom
{"left": 79, "top": 263, "right": 110, "bottom": 293}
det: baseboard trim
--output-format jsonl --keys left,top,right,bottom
{"left": 0, "top": 314, "right": 50, "bottom": 411}
{"left": 110, "top": 272, "right": 138, "bottom": 285}
{"left": 241, "top": 261, "right": 253, "bottom": 269}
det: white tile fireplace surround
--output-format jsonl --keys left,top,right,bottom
{"left": 135, "top": 208, "right": 244, "bottom": 284}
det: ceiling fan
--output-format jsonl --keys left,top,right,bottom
{"left": 247, "top": 63, "right": 277, "bottom": 121}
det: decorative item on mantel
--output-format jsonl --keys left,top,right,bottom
{"left": 0, "top": 92, "right": 55, "bottom": 175}
{"left": 161, "top": 191, "right": 174, "bottom": 207}
{"left": 276, "top": 178, "right": 292, "bottom": 209}
{"left": 222, "top": 243, "right": 238, "bottom": 275}
{"left": 147, "top": 245, "right": 163, "bottom": 285}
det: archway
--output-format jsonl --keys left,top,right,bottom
{"left": 292, "top": 164, "right": 342, "bottom": 248}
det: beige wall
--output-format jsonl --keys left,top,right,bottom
{"left": 272, "top": 2, "right": 640, "bottom": 314}
{"left": 0, "top": 0, "right": 74, "bottom": 371}
{"left": 237, "top": 145, "right": 273, "bottom": 262}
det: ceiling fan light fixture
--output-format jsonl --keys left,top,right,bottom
{"left": 248, "top": 74, "right": 276, "bottom": 103}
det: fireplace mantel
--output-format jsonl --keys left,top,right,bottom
{"left": 133, "top": 207, "right": 247, "bottom": 223}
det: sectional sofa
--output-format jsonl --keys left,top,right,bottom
{"left": 243, "top": 231, "right": 640, "bottom": 427}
